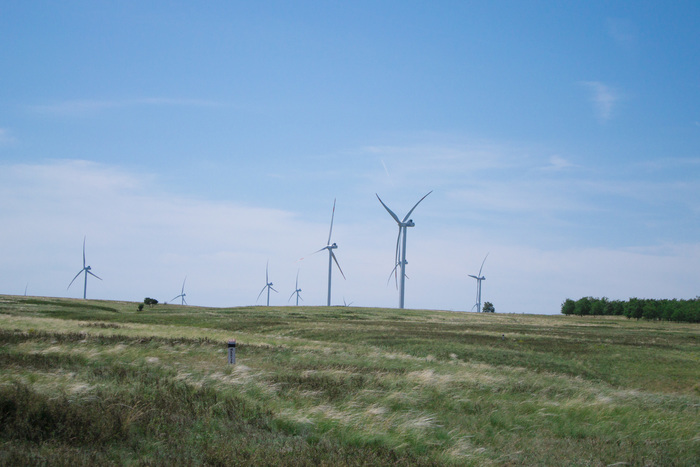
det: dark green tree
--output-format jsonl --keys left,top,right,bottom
{"left": 575, "top": 297, "right": 592, "bottom": 316}
{"left": 625, "top": 298, "right": 644, "bottom": 320}
{"left": 561, "top": 299, "right": 576, "bottom": 315}
{"left": 482, "top": 301, "right": 495, "bottom": 313}
{"left": 591, "top": 297, "right": 606, "bottom": 316}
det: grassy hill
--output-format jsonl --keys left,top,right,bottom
{"left": 1, "top": 295, "right": 698, "bottom": 465}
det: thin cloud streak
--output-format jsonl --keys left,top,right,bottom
{"left": 27, "top": 98, "right": 224, "bottom": 117}
{"left": 0, "top": 128, "right": 15, "bottom": 145}
{"left": 580, "top": 81, "right": 619, "bottom": 122}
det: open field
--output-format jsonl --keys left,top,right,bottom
{"left": 1, "top": 295, "right": 698, "bottom": 466}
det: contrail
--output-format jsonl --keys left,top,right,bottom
{"left": 381, "top": 159, "right": 394, "bottom": 185}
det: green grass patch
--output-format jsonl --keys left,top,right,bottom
{"left": 0, "top": 295, "right": 698, "bottom": 465}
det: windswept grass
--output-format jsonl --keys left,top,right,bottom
{"left": 0, "top": 295, "right": 698, "bottom": 465}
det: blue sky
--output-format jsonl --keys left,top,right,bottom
{"left": 1, "top": 1, "right": 699, "bottom": 313}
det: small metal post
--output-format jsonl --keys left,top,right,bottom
{"left": 228, "top": 339, "right": 236, "bottom": 364}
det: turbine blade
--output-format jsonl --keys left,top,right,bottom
{"left": 478, "top": 253, "right": 489, "bottom": 276}
{"left": 299, "top": 294, "right": 303, "bottom": 302}
{"left": 376, "top": 194, "right": 401, "bottom": 224}
{"left": 82, "top": 236, "right": 86, "bottom": 268}
{"left": 387, "top": 262, "right": 400, "bottom": 289}
{"left": 327, "top": 198, "right": 336, "bottom": 245}
{"left": 271, "top": 286, "right": 278, "bottom": 293}
{"left": 182, "top": 276, "right": 187, "bottom": 294}
{"left": 266, "top": 261, "right": 269, "bottom": 283}
{"left": 330, "top": 251, "right": 346, "bottom": 279}
{"left": 402, "top": 190, "right": 432, "bottom": 223}
{"left": 88, "top": 271, "right": 102, "bottom": 280}
{"left": 257, "top": 286, "right": 267, "bottom": 302}
{"left": 468, "top": 275, "right": 478, "bottom": 279}
{"left": 171, "top": 294, "right": 181, "bottom": 302}
{"left": 182, "top": 297, "right": 187, "bottom": 306}
{"left": 289, "top": 291, "right": 296, "bottom": 302}
{"left": 394, "top": 228, "right": 402, "bottom": 268}
{"left": 67, "top": 270, "right": 83, "bottom": 289}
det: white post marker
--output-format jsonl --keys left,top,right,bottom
{"left": 228, "top": 339, "right": 236, "bottom": 364}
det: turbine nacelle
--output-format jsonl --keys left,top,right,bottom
{"left": 376, "top": 191, "right": 432, "bottom": 308}
{"left": 317, "top": 199, "right": 345, "bottom": 306}
{"left": 469, "top": 253, "right": 489, "bottom": 312}
{"left": 258, "top": 262, "right": 278, "bottom": 306}
{"left": 68, "top": 236, "right": 101, "bottom": 299}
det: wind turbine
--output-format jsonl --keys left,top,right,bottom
{"left": 314, "top": 199, "right": 345, "bottom": 306}
{"left": 171, "top": 276, "right": 188, "bottom": 305}
{"left": 257, "top": 262, "right": 278, "bottom": 306}
{"left": 469, "top": 253, "right": 489, "bottom": 312}
{"left": 376, "top": 191, "right": 432, "bottom": 309}
{"left": 67, "top": 236, "right": 102, "bottom": 299}
{"left": 289, "top": 270, "right": 303, "bottom": 306}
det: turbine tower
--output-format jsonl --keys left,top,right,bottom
{"left": 314, "top": 199, "right": 345, "bottom": 306}
{"left": 376, "top": 191, "right": 432, "bottom": 309}
{"left": 257, "top": 262, "right": 278, "bottom": 306}
{"left": 171, "top": 276, "right": 188, "bottom": 305}
{"left": 289, "top": 270, "right": 303, "bottom": 306}
{"left": 469, "top": 253, "right": 489, "bottom": 312}
{"left": 67, "top": 236, "right": 102, "bottom": 299}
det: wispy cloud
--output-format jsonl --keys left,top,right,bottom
{"left": 606, "top": 18, "right": 638, "bottom": 48}
{"left": 636, "top": 156, "right": 700, "bottom": 171}
{"left": 539, "top": 155, "right": 577, "bottom": 172}
{"left": 0, "top": 128, "right": 16, "bottom": 145}
{"left": 27, "top": 98, "right": 224, "bottom": 117}
{"left": 580, "top": 81, "right": 619, "bottom": 122}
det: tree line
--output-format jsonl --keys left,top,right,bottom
{"left": 561, "top": 296, "right": 700, "bottom": 323}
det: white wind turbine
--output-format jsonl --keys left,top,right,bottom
{"left": 171, "top": 276, "right": 188, "bottom": 305}
{"left": 289, "top": 270, "right": 303, "bottom": 306}
{"left": 376, "top": 191, "right": 432, "bottom": 309}
{"left": 67, "top": 236, "right": 102, "bottom": 299}
{"left": 469, "top": 253, "right": 489, "bottom": 312}
{"left": 257, "top": 262, "right": 278, "bottom": 306}
{"left": 313, "top": 199, "right": 345, "bottom": 306}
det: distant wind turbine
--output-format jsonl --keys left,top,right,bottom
{"left": 469, "top": 253, "right": 489, "bottom": 312}
{"left": 257, "top": 262, "right": 278, "bottom": 306}
{"left": 313, "top": 199, "right": 346, "bottom": 306}
{"left": 171, "top": 276, "right": 188, "bottom": 305}
{"left": 67, "top": 236, "right": 102, "bottom": 299}
{"left": 289, "top": 270, "right": 303, "bottom": 306}
{"left": 376, "top": 191, "right": 432, "bottom": 309}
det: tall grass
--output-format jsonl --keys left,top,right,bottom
{"left": 0, "top": 295, "right": 698, "bottom": 465}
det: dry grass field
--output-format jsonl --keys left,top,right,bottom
{"left": 1, "top": 295, "right": 698, "bottom": 465}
